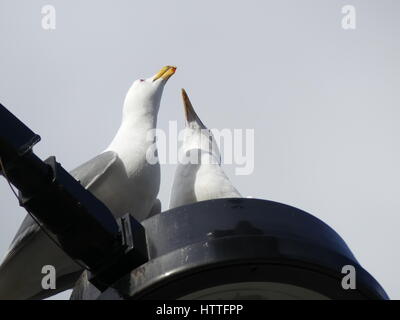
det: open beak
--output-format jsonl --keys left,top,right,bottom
{"left": 181, "top": 88, "right": 206, "bottom": 128}
{"left": 153, "top": 65, "right": 177, "bottom": 82}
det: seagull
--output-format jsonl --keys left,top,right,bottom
{"left": 0, "top": 65, "right": 176, "bottom": 300}
{"left": 169, "top": 89, "right": 241, "bottom": 209}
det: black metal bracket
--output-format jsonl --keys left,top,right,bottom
{"left": 89, "top": 215, "right": 148, "bottom": 291}
{"left": 0, "top": 103, "right": 149, "bottom": 291}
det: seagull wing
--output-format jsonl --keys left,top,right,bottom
{"left": 194, "top": 163, "right": 242, "bottom": 200}
{"left": 70, "top": 151, "right": 119, "bottom": 189}
{"left": 169, "top": 152, "right": 241, "bottom": 209}
{"left": 0, "top": 151, "right": 119, "bottom": 300}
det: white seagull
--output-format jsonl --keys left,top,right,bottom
{"left": 0, "top": 65, "right": 176, "bottom": 300}
{"left": 169, "top": 89, "right": 241, "bottom": 209}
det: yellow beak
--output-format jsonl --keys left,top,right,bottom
{"left": 153, "top": 65, "right": 177, "bottom": 82}
{"left": 182, "top": 88, "right": 195, "bottom": 122}
{"left": 181, "top": 88, "right": 206, "bottom": 128}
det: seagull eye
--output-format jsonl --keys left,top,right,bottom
{"left": 140, "top": 79, "right": 145, "bottom": 82}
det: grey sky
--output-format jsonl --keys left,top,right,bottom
{"left": 0, "top": 0, "right": 399, "bottom": 299}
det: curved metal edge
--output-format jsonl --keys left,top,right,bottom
{"left": 99, "top": 235, "right": 389, "bottom": 300}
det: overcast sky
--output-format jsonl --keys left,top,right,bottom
{"left": 0, "top": 0, "right": 399, "bottom": 300}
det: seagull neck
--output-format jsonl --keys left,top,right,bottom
{"left": 122, "top": 112, "right": 158, "bottom": 131}
{"left": 106, "top": 114, "right": 157, "bottom": 154}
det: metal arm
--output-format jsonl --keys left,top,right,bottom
{"left": 0, "top": 103, "right": 148, "bottom": 291}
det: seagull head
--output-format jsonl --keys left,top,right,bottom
{"left": 123, "top": 65, "right": 176, "bottom": 120}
